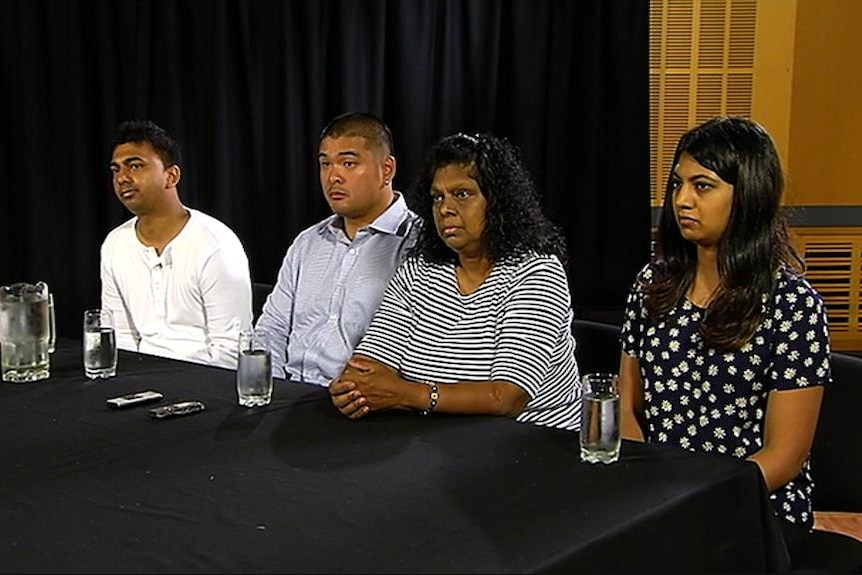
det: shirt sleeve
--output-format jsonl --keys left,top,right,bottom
{"left": 198, "top": 240, "right": 253, "bottom": 369}
{"left": 100, "top": 235, "right": 140, "bottom": 351}
{"left": 490, "top": 257, "right": 571, "bottom": 398}
{"left": 620, "top": 264, "right": 652, "bottom": 358}
{"left": 765, "top": 275, "right": 832, "bottom": 391}
{"left": 254, "top": 246, "right": 298, "bottom": 379}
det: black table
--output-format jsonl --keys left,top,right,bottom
{"left": 0, "top": 339, "right": 789, "bottom": 573}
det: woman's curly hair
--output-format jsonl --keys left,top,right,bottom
{"left": 407, "top": 132, "right": 568, "bottom": 267}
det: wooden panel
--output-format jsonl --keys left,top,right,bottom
{"left": 790, "top": 227, "right": 862, "bottom": 351}
{"left": 650, "top": 0, "right": 756, "bottom": 207}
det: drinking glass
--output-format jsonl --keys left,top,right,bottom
{"left": 236, "top": 329, "right": 273, "bottom": 407}
{"left": 83, "top": 309, "right": 117, "bottom": 379}
{"left": 579, "top": 373, "right": 621, "bottom": 464}
{"left": 47, "top": 293, "right": 56, "bottom": 354}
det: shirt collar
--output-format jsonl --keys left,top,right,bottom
{"left": 317, "top": 191, "right": 414, "bottom": 238}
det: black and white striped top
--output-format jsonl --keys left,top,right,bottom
{"left": 355, "top": 252, "right": 582, "bottom": 430}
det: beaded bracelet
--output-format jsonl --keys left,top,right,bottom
{"left": 422, "top": 382, "right": 439, "bottom": 415}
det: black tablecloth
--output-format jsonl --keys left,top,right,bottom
{"left": 0, "top": 339, "right": 789, "bottom": 573}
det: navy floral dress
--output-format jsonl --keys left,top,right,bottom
{"left": 621, "top": 263, "right": 831, "bottom": 528}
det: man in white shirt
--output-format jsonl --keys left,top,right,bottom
{"left": 101, "top": 120, "right": 252, "bottom": 369}
{"left": 254, "top": 112, "right": 419, "bottom": 385}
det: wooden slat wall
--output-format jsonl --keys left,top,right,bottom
{"left": 650, "top": 0, "right": 861, "bottom": 350}
{"left": 649, "top": 0, "right": 756, "bottom": 205}
{"left": 791, "top": 228, "right": 862, "bottom": 351}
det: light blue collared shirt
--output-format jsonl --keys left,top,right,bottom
{"left": 254, "top": 192, "right": 419, "bottom": 385}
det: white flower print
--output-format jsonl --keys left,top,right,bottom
{"left": 622, "top": 265, "right": 830, "bottom": 527}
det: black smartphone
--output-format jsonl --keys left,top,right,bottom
{"left": 106, "top": 390, "right": 164, "bottom": 409}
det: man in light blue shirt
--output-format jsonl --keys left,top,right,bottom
{"left": 254, "top": 112, "right": 419, "bottom": 385}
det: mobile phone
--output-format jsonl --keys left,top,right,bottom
{"left": 106, "top": 390, "right": 164, "bottom": 409}
{"left": 148, "top": 401, "right": 206, "bottom": 419}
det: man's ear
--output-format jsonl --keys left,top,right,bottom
{"left": 165, "top": 164, "right": 181, "bottom": 188}
{"left": 382, "top": 155, "right": 396, "bottom": 186}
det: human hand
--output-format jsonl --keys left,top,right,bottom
{"left": 328, "top": 375, "right": 370, "bottom": 420}
{"left": 339, "top": 355, "right": 407, "bottom": 412}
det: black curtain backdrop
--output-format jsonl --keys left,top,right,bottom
{"left": 1, "top": 0, "right": 650, "bottom": 338}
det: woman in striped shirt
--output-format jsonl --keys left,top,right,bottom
{"left": 328, "top": 133, "right": 582, "bottom": 430}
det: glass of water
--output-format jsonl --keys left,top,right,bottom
{"left": 82, "top": 309, "right": 117, "bottom": 379}
{"left": 237, "top": 329, "right": 273, "bottom": 407}
{"left": 579, "top": 373, "right": 621, "bottom": 464}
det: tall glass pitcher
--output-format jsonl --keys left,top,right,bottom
{"left": 0, "top": 282, "right": 53, "bottom": 382}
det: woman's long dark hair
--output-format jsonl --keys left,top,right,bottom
{"left": 408, "top": 132, "right": 568, "bottom": 266}
{"left": 646, "top": 116, "right": 802, "bottom": 349}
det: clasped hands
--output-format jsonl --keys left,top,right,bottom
{"left": 328, "top": 355, "right": 405, "bottom": 420}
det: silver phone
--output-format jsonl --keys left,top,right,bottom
{"left": 106, "top": 390, "right": 164, "bottom": 409}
